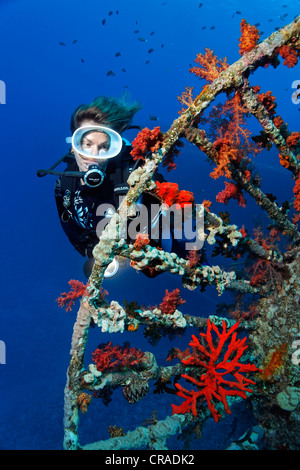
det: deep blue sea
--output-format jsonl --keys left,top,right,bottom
{"left": 0, "top": 0, "right": 299, "bottom": 451}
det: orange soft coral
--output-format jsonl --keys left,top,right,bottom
{"left": 286, "top": 132, "right": 300, "bottom": 148}
{"left": 239, "top": 19, "right": 260, "bottom": 55}
{"left": 134, "top": 233, "right": 150, "bottom": 251}
{"left": 279, "top": 153, "right": 290, "bottom": 169}
{"left": 273, "top": 116, "right": 284, "bottom": 129}
{"left": 260, "top": 343, "right": 288, "bottom": 381}
{"left": 257, "top": 90, "right": 277, "bottom": 117}
{"left": 77, "top": 392, "right": 92, "bottom": 414}
{"left": 177, "top": 86, "right": 194, "bottom": 114}
{"left": 189, "top": 48, "right": 229, "bottom": 83}
{"left": 278, "top": 44, "right": 298, "bottom": 68}
{"left": 186, "top": 249, "right": 202, "bottom": 268}
{"left": 210, "top": 92, "right": 260, "bottom": 180}
{"left": 211, "top": 138, "right": 238, "bottom": 179}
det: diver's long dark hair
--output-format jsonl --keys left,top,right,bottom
{"left": 70, "top": 93, "right": 142, "bottom": 134}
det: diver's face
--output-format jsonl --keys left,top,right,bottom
{"left": 73, "top": 120, "right": 110, "bottom": 172}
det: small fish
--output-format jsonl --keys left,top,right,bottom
{"left": 260, "top": 31, "right": 264, "bottom": 35}
{"left": 116, "top": 10, "right": 119, "bottom": 14}
{"left": 138, "top": 37, "right": 147, "bottom": 42}
{"left": 106, "top": 70, "right": 115, "bottom": 76}
{"left": 145, "top": 60, "right": 150, "bottom": 64}
{"left": 81, "top": 58, "right": 85, "bottom": 63}
{"left": 108, "top": 11, "right": 113, "bottom": 16}
{"left": 121, "top": 68, "right": 127, "bottom": 73}
{"left": 254, "top": 22, "right": 260, "bottom": 27}
{"left": 134, "top": 30, "right": 139, "bottom": 33}
{"left": 282, "top": 4, "right": 287, "bottom": 7}
{"left": 275, "top": 26, "right": 280, "bottom": 30}
{"left": 210, "top": 25, "right": 215, "bottom": 30}
{"left": 149, "top": 115, "right": 158, "bottom": 121}
{"left": 282, "top": 13, "right": 288, "bottom": 17}
{"left": 58, "top": 41, "right": 66, "bottom": 46}
{"left": 115, "top": 52, "right": 121, "bottom": 57}
{"left": 202, "top": 26, "right": 206, "bottom": 30}
{"left": 161, "top": 44, "right": 164, "bottom": 47}
{"left": 150, "top": 31, "right": 155, "bottom": 36}
{"left": 72, "top": 39, "right": 78, "bottom": 44}
{"left": 236, "top": 10, "right": 242, "bottom": 14}
{"left": 199, "top": 3, "right": 203, "bottom": 7}
{"left": 148, "top": 48, "right": 154, "bottom": 53}
{"left": 268, "top": 18, "right": 273, "bottom": 22}
{"left": 102, "top": 19, "right": 106, "bottom": 25}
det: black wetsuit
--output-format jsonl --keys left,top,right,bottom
{"left": 54, "top": 141, "right": 165, "bottom": 259}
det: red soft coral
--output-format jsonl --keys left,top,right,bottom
{"left": 171, "top": 319, "right": 260, "bottom": 422}
{"left": 155, "top": 181, "right": 194, "bottom": 208}
{"left": 293, "top": 174, "right": 300, "bottom": 222}
{"left": 216, "top": 182, "right": 246, "bottom": 207}
{"left": 159, "top": 288, "right": 186, "bottom": 315}
{"left": 130, "top": 126, "right": 164, "bottom": 161}
{"left": 92, "top": 342, "right": 145, "bottom": 372}
{"left": 56, "top": 280, "right": 89, "bottom": 312}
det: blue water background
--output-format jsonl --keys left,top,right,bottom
{"left": 0, "top": 0, "right": 299, "bottom": 450}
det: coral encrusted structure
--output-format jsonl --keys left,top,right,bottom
{"left": 61, "top": 18, "right": 300, "bottom": 450}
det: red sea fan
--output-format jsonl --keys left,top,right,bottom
{"left": 171, "top": 319, "right": 260, "bottom": 422}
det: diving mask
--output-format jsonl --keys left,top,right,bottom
{"left": 66, "top": 125, "right": 123, "bottom": 160}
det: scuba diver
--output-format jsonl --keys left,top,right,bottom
{"left": 37, "top": 94, "right": 204, "bottom": 278}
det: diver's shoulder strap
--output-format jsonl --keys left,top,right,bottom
{"left": 109, "top": 140, "right": 135, "bottom": 200}
{"left": 57, "top": 153, "right": 79, "bottom": 194}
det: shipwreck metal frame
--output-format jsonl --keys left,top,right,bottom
{"left": 62, "top": 17, "right": 300, "bottom": 450}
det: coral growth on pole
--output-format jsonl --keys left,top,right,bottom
{"left": 61, "top": 17, "right": 300, "bottom": 451}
